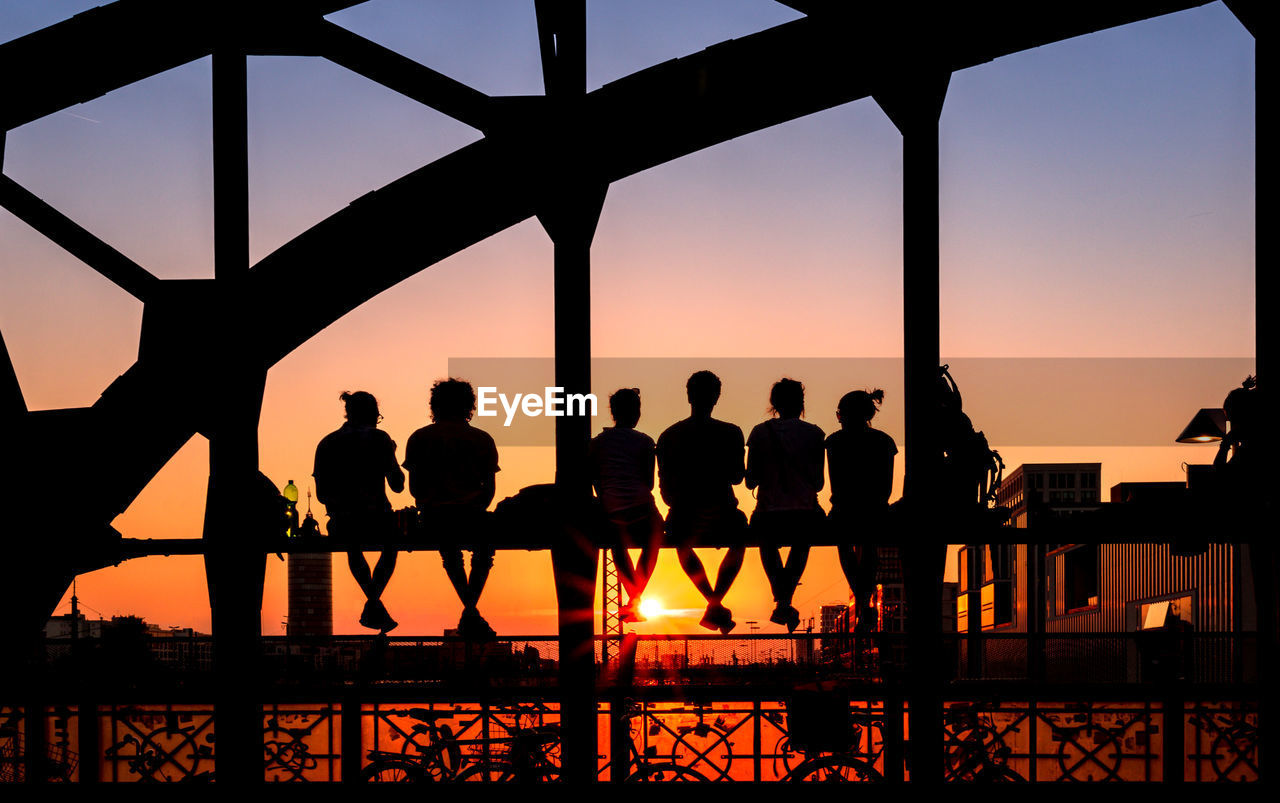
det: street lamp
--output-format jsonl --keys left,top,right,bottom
{"left": 1175, "top": 408, "right": 1226, "bottom": 444}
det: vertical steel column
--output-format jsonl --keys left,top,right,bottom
{"left": 876, "top": 67, "right": 950, "bottom": 787}
{"left": 537, "top": 0, "right": 606, "bottom": 783}
{"left": 204, "top": 45, "right": 265, "bottom": 785}
{"left": 544, "top": 183, "right": 605, "bottom": 784}
{"left": 78, "top": 701, "right": 99, "bottom": 783}
{"left": 23, "top": 701, "right": 44, "bottom": 783}
{"left": 1248, "top": 7, "right": 1274, "bottom": 783}
{"left": 882, "top": 693, "right": 905, "bottom": 782}
{"left": 1225, "top": 1, "right": 1271, "bottom": 782}
{"left": 340, "top": 695, "right": 361, "bottom": 783}
{"left": 1163, "top": 692, "right": 1185, "bottom": 782}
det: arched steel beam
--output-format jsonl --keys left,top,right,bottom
{"left": 0, "top": 0, "right": 363, "bottom": 131}
{"left": 248, "top": 1, "right": 1209, "bottom": 363}
{"left": 1, "top": 0, "right": 1211, "bottom": 535}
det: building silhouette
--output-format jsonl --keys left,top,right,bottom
{"left": 959, "top": 461, "right": 1254, "bottom": 683}
{"left": 286, "top": 551, "right": 333, "bottom": 637}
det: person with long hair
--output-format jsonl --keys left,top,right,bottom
{"left": 827, "top": 389, "right": 897, "bottom": 632}
{"left": 746, "top": 378, "right": 825, "bottom": 633}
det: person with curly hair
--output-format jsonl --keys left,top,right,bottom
{"left": 404, "top": 378, "right": 501, "bottom": 639}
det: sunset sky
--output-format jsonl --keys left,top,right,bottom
{"left": 1, "top": 1, "right": 1255, "bottom": 636}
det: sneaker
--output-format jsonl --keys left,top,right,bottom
{"left": 358, "top": 600, "right": 380, "bottom": 630}
{"left": 768, "top": 604, "right": 790, "bottom": 628}
{"left": 619, "top": 602, "right": 647, "bottom": 624}
{"left": 471, "top": 614, "right": 497, "bottom": 641}
{"left": 784, "top": 606, "right": 801, "bottom": 634}
{"left": 459, "top": 608, "right": 496, "bottom": 641}
{"left": 698, "top": 604, "right": 723, "bottom": 632}
{"left": 715, "top": 606, "right": 737, "bottom": 636}
{"left": 378, "top": 603, "right": 399, "bottom": 635}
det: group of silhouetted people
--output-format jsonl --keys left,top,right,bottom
{"left": 314, "top": 380, "right": 501, "bottom": 637}
{"left": 313, "top": 370, "right": 897, "bottom": 638}
{"left": 592, "top": 371, "right": 895, "bottom": 635}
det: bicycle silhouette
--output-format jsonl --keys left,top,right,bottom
{"left": 774, "top": 710, "right": 884, "bottom": 782}
{"left": 1188, "top": 709, "right": 1258, "bottom": 781}
{"left": 613, "top": 699, "right": 884, "bottom": 782}
{"left": 615, "top": 702, "right": 727, "bottom": 782}
{"left": 362, "top": 703, "right": 560, "bottom": 782}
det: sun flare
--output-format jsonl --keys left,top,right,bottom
{"left": 638, "top": 598, "right": 665, "bottom": 619}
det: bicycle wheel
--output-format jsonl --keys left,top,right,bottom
{"left": 455, "top": 761, "right": 559, "bottom": 782}
{"left": 788, "top": 755, "right": 883, "bottom": 782}
{"left": 773, "top": 736, "right": 803, "bottom": 778}
{"left": 977, "top": 764, "right": 1027, "bottom": 782}
{"left": 625, "top": 762, "right": 710, "bottom": 782}
{"left": 361, "top": 759, "right": 430, "bottom": 783}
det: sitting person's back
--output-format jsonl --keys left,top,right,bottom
{"left": 826, "top": 425, "right": 896, "bottom": 516}
{"left": 590, "top": 426, "right": 656, "bottom": 515}
{"left": 404, "top": 419, "right": 499, "bottom": 511}
{"left": 746, "top": 416, "right": 826, "bottom": 512}
{"left": 589, "top": 388, "right": 663, "bottom": 623}
{"left": 314, "top": 420, "right": 401, "bottom": 516}
{"left": 657, "top": 416, "right": 744, "bottom": 512}
{"left": 403, "top": 378, "right": 500, "bottom": 639}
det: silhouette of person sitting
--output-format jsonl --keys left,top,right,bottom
{"left": 656, "top": 371, "right": 747, "bottom": 634}
{"left": 404, "top": 378, "right": 500, "bottom": 640}
{"left": 827, "top": 389, "right": 897, "bottom": 633}
{"left": 746, "top": 378, "right": 825, "bottom": 633}
{"left": 1215, "top": 375, "right": 1259, "bottom": 487}
{"left": 313, "top": 391, "right": 405, "bottom": 633}
{"left": 935, "top": 365, "right": 1003, "bottom": 511}
{"left": 589, "top": 388, "right": 664, "bottom": 623}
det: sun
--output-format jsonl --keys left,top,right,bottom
{"left": 638, "top": 598, "right": 665, "bottom": 619}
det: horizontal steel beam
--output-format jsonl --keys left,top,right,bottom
{"left": 113, "top": 530, "right": 1251, "bottom": 560}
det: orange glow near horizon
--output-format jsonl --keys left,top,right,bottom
{"left": 7, "top": 3, "right": 1256, "bottom": 642}
{"left": 638, "top": 598, "right": 666, "bottom": 620}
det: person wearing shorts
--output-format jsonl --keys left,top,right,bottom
{"left": 656, "top": 371, "right": 747, "bottom": 634}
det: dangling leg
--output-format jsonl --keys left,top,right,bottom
{"left": 441, "top": 548, "right": 469, "bottom": 603}
{"left": 711, "top": 546, "right": 745, "bottom": 605}
{"left": 638, "top": 507, "right": 665, "bottom": 592}
{"left": 780, "top": 545, "right": 811, "bottom": 608}
{"left": 620, "top": 512, "right": 663, "bottom": 621}
{"left": 759, "top": 545, "right": 785, "bottom": 603}
{"left": 465, "top": 548, "right": 495, "bottom": 608}
{"left": 678, "top": 544, "right": 714, "bottom": 601}
{"left": 461, "top": 548, "right": 497, "bottom": 639}
{"left": 347, "top": 551, "right": 374, "bottom": 599}
{"left": 370, "top": 550, "right": 398, "bottom": 598}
